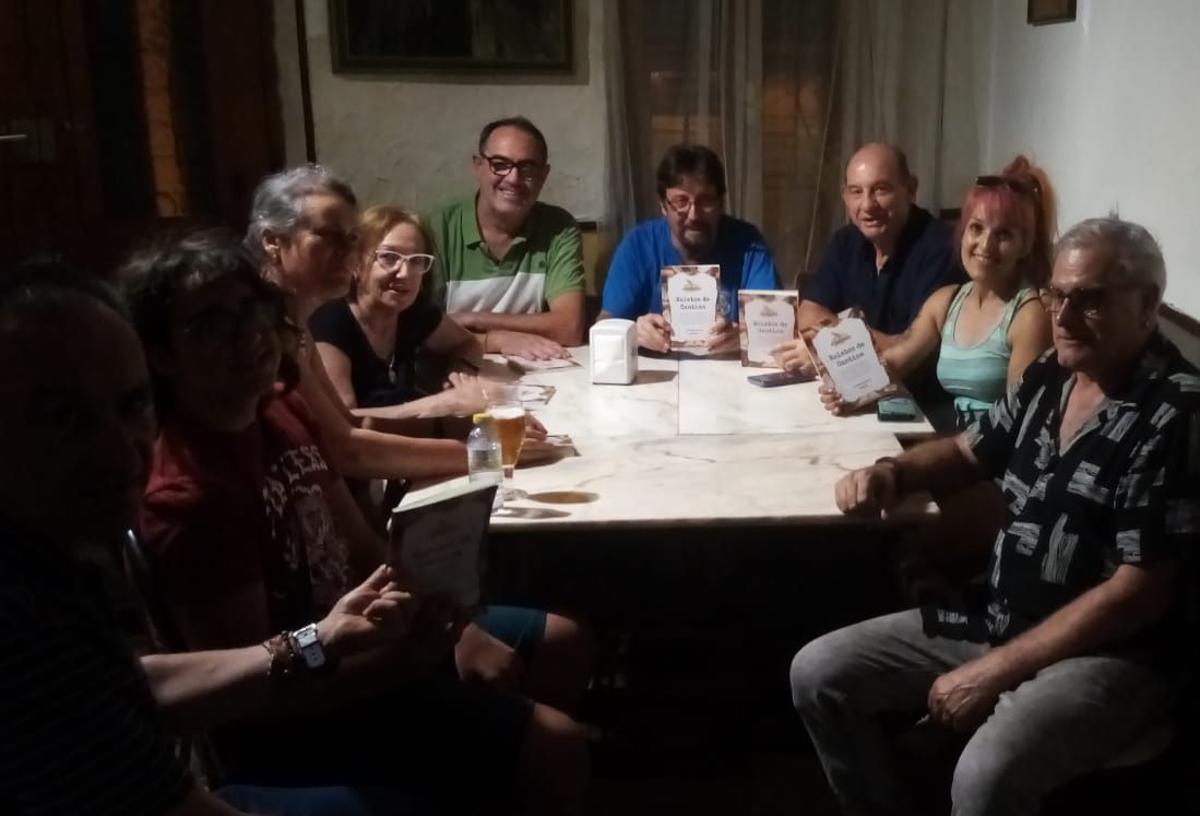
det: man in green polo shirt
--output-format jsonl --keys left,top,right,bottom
{"left": 427, "top": 116, "right": 585, "bottom": 360}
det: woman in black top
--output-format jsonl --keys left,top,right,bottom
{"left": 312, "top": 205, "right": 485, "bottom": 418}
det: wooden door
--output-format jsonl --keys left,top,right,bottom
{"left": 0, "top": 0, "right": 283, "bottom": 277}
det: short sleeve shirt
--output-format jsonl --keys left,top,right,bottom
{"left": 140, "top": 390, "right": 355, "bottom": 642}
{"left": 309, "top": 297, "right": 442, "bottom": 408}
{"left": 426, "top": 195, "right": 585, "bottom": 314}
{"left": 804, "top": 205, "right": 961, "bottom": 335}
{"left": 0, "top": 518, "right": 192, "bottom": 815}
{"left": 925, "top": 335, "right": 1200, "bottom": 660}
{"left": 600, "top": 216, "right": 780, "bottom": 323}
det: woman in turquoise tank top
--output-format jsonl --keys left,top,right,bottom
{"left": 822, "top": 156, "right": 1056, "bottom": 430}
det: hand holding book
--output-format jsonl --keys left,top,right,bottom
{"left": 802, "top": 309, "right": 895, "bottom": 412}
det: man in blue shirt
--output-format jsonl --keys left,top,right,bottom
{"left": 775, "top": 142, "right": 961, "bottom": 371}
{"left": 599, "top": 145, "right": 780, "bottom": 353}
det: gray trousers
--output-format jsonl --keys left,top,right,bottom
{"left": 789, "top": 609, "right": 1175, "bottom": 816}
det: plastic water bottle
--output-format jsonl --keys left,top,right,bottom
{"left": 467, "top": 413, "right": 503, "bottom": 509}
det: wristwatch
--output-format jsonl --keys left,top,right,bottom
{"left": 288, "top": 623, "right": 327, "bottom": 671}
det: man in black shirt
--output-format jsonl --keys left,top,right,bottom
{"left": 775, "top": 143, "right": 960, "bottom": 369}
{"left": 790, "top": 218, "right": 1197, "bottom": 815}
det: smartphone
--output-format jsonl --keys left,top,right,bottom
{"left": 876, "top": 395, "right": 919, "bottom": 422}
{"left": 747, "top": 370, "right": 816, "bottom": 388}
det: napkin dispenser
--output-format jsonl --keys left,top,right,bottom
{"left": 589, "top": 318, "right": 637, "bottom": 385}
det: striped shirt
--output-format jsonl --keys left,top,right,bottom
{"left": 426, "top": 195, "right": 585, "bottom": 315}
{"left": 926, "top": 333, "right": 1200, "bottom": 661}
{"left": 0, "top": 518, "right": 192, "bottom": 815}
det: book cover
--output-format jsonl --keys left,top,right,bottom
{"left": 802, "top": 309, "right": 894, "bottom": 408}
{"left": 738, "top": 289, "right": 799, "bottom": 367}
{"left": 388, "top": 479, "right": 498, "bottom": 608}
{"left": 660, "top": 265, "right": 720, "bottom": 349}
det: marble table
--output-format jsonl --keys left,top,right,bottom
{"left": 400, "top": 348, "right": 938, "bottom": 530}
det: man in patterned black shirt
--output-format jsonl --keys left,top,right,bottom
{"left": 791, "top": 217, "right": 1198, "bottom": 816}
{"left": 0, "top": 263, "right": 251, "bottom": 815}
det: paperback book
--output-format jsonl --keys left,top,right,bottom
{"left": 802, "top": 308, "right": 894, "bottom": 408}
{"left": 738, "top": 289, "right": 799, "bottom": 367}
{"left": 388, "top": 479, "right": 498, "bottom": 608}
{"left": 660, "top": 265, "right": 720, "bottom": 350}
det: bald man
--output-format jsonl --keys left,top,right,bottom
{"left": 775, "top": 143, "right": 962, "bottom": 372}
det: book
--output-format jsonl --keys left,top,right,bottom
{"left": 738, "top": 289, "right": 799, "bottom": 367}
{"left": 660, "top": 265, "right": 720, "bottom": 349}
{"left": 388, "top": 479, "right": 498, "bottom": 608}
{"left": 802, "top": 309, "right": 894, "bottom": 408}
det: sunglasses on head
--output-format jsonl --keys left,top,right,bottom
{"left": 974, "top": 174, "right": 1040, "bottom": 198}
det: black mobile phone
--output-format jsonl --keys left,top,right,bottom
{"left": 747, "top": 370, "right": 816, "bottom": 388}
{"left": 876, "top": 395, "right": 919, "bottom": 421}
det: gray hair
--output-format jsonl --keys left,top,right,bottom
{"left": 1054, "top": 216, "right": 1167, "bottom": 305}
{"left": 243, "top": 164, "right": 358, "bottom": 265}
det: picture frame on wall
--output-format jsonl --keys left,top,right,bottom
{"left": 1027, "top": 0, "right": 1077, "bottom": 26}
{"left": 328, "top": 0, "right": 574, "bottom": 74}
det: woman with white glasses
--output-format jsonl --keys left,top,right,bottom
{"left": 312, "top": 205, "right": 488, "bottom": 420}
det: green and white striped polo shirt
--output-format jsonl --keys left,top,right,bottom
{"left": 426, "top": 195, "right": 585, "bottom": 314}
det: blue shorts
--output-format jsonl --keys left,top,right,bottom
{"left": 473, "top": 604, "right": 547, "bottom": 662}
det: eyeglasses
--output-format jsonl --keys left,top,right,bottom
{"left": 975, "top": 174, "right": 1040, "bottom": 198}
{"left": 663, "top": 194, "right": 722, "bottom": 215}
{"left": 184, "top": 297, "right": 286, "bottom": 349}
{"left": 1047, "top": 283, "right": 1149, "bottom": 319}
{"left": 478, "top": 153, "right": 545, "bottom": 181}
{"left": 374, "top": 250, "right": 435, "bottom": 275}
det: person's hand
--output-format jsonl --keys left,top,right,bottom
{"left": 834, "top": 462, "right": 900, "bottom": 517}
{"left": 489, "top": 329, "right": 569, "bottom": 361}
{"left": 771, "top": 338, "right": 815, "bottom": 375}
{"left": 454, "top": 622, "right": 526, "bottom": 692}
{"left": 818, "top": 384, "right": 853, "bottom": 416}
{"left": 318, "top": 564, "right": 416, "bottom": 659}
{"left": 525, "top": 412, "right": 547, "bottom": 441}
{"left": 706, "top": 318, "right": 739, "bottom": 354}
{"left": 927, "top": 657, "right": 1010, "bottom": 732}
{"left": 441, "top": 372, "right": 489, "bottom": 417}
{"left": 635, "top": 313, "right": 672, "bottom": 353}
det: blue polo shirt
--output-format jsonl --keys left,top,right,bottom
{"left": 804, "top": 206, "right": 961, "bottom": 335}
{"left": 601, "top": 215, "right": 780, "bottom": 322}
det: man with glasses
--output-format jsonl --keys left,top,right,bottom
{"left": 775, "top": 142, "right": 961, "bottom": 372}
{"left": 426, "top": 116, "right": 585, "bottom": 361}
{"left": 790, "top": 217, "right": 1198, "bottom": 815}
{"left": 599, "top": 144, "right": 780, "bottom": 353}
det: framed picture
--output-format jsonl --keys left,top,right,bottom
{"left": 1027, "top": 0, "right": 1076, "bottom": 26}
{"left": 329, "top": 0, "right": 574, "bottom": 74}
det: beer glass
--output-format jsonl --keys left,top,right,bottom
{"left": 485, "top": 383, "right": 527, "bottom": 500}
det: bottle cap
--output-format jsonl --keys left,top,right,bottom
{"left": 472, "top": 412, "right": 493, "bottom": 424}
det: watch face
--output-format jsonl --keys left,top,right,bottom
{"left": 291, "top": 625, "right": 325, "bottom": 669}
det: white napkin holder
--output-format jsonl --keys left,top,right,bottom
{"left": 589, "top": 319, "right": 637, "bottom": 385}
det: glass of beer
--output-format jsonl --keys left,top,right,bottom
{"left": 485, "top": 383, "right": 527, "bottom": 501}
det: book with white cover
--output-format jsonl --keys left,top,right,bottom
{"left": 388, "top": 479, "right": 497, "bottom": 608}
{"left": 738, "top": 289, "right": 798, "bottom": 367}
{"left": 803, "top": 310, "right": 893, "bottom": 407}
{"left": 660, "top": 265, "right": 720, "bottom": 349}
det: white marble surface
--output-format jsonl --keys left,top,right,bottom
{"left": 401, "top": 431, "right": 935, "bottom": 530}
{"left": 517, "top": 348, "right": 679, "bottom": 439}
{"left": 413, "top": 347, "right": 939, "bottom": 530}
{"left": 675, "top": 358, "right": 935, "bottom": 437}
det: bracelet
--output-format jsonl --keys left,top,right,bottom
{"left": 262, "top": 631, "right": 300, "bottom": 686}
{"left": 874, "top": 456, "right": 906, "bottom": 494}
